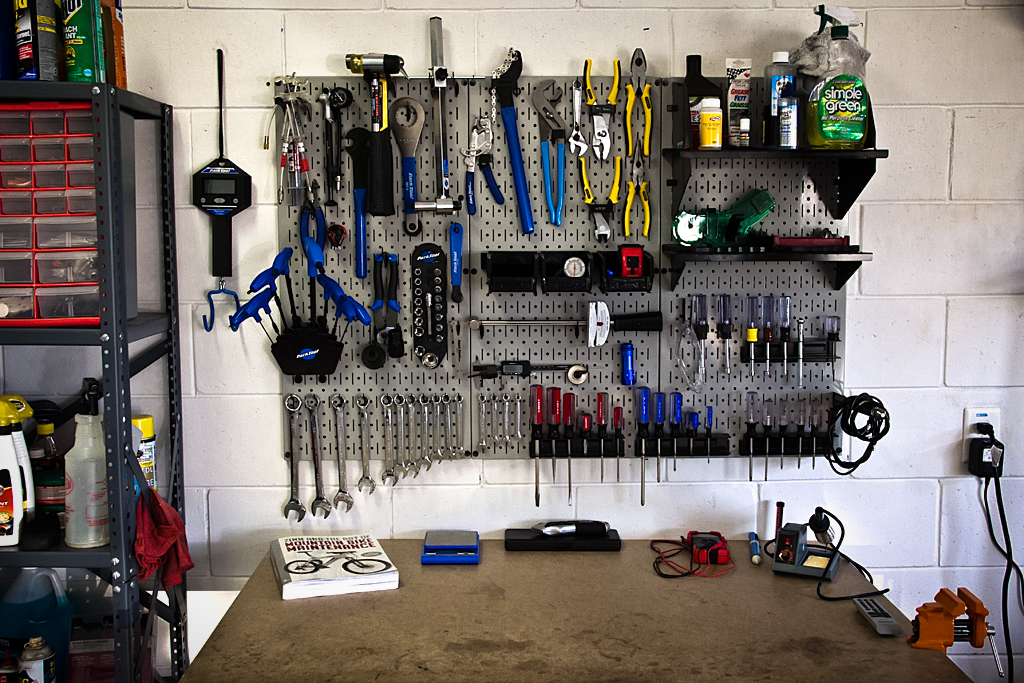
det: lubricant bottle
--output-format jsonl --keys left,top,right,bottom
{"left": 0, "top": 415, "right": 24, "bottom": 546}
{"left": 7, "top": 407, "right": 35, "bottom": 521}
{"left": 683, "top": 55, "right": 720, "bottom": 149}
{"left": 12, "top": 0, "right": 61, "bottom": 81}
{"left": 807, "top": 25, "right": 870, "bottom": 149}
{"left": 64, "top": 379, "right": 108, "bottom": 548}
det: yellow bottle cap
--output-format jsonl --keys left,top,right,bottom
{"left": 37, "top": 421, "right": 55, "bottom": 436}
{"left": 132, "top": 415, "right": 155, "bottom": 440}
{"left": 0, "top": 396, "right": 33, "bottom": 419}
{"left": 0, "top": 402, "right": 17, "bottom": 423}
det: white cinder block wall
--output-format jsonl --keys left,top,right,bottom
{"left": 6, "top": 1, "right": 1024, "bottom": 679}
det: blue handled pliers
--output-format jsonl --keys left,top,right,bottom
{"left": 532, "top": 80, "right": 567, "bottom": 227}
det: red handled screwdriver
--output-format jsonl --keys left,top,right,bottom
{"left": 547, "top": 387, "right": 561, "bottom": 482}
{"left": 563, "top": 392, "right": 576, "bottom": 506}
{"left": 597, "top": 392, "right": 608, "bottom": 482}
{"left": 613, "top": 406, "right": 623, "bottom": 483}
{"left": 531, "top": 384, "right": 543, "bottom": 507}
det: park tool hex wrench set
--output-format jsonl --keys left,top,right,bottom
{"left": 247, "top": 17, "right": 874, "bottom": 514}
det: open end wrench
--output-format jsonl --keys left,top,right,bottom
{"left": 442, "top": 394, "right": 454, "bottom": 459}
{"left": 477, "top": 394, "right": 489, "bottom": 454}
{"left": 395, "top": 394, "right": 418, "bottom": 477}
{"left": 455, "top": 394, "right": 467, "bottom": 457}
{"left": 355, "top": 395, "right": 376, "bottom": 494}
{"left": 417, "top": 394, "right": 433, "bottom": 471}
{"left": 381, "top": 395, "right": 400, "bottom": 485}
{"left": 304, "top": 394, "right": 332, "bottom": 519}
{"left": 283, "top": 394, "right": 306, "bottom": 521}
{"left": 330, "top": 394, "right": 354, "bottom": 512}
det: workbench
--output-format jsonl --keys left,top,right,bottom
{"left": 182, "top": 539, "right": 970, "bottom": 682}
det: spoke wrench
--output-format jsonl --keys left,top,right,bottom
{"left": 304, "top": 394, "right": 332, "bottom": 519}
{"left": 330, "top": 394, "right": 354, "bottom": 512}
{"left": 283, "top": 394, "right": 305, "bottom": 521}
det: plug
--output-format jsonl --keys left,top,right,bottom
{"left": 968, "top": 422, "right": 1004, "bottom": 478}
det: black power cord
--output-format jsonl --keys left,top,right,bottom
{"left": 811, "top": 507, "right": 890, "bottom": 602}
{"left": 983, "top": 476, "right": 1018, "bottom": 682}
{"left": 824, "top": 393, "right": 890, "bottom": 476}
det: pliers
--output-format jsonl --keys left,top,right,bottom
{"left": 531, "top": 80, "right": 567, "bottom": 227}
{"left": 370, "top": 252, "right": 404, "bottom": 358}
{"left": 462, "top": 116, "right": 505, "bottom": 215}
{"left": 567, "top": 78, "right": 588, "bottom": 157}
{"left": 579, "top": 155, "right": 621, "bottom": 243}
{"left": 625, "top": 135, "right": 650, "bottom": 238}
{"left": 492, "top": 49, "right": 534, "bottom": 236}
{"left": 626, "top": 48, "right": 652, "bottom": 158}
{"left": 584, "top": 58, "right": 621, "bottom": 161}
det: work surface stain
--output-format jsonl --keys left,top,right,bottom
{"left": 444, "top": 638, "right": 533, "bottom": 654}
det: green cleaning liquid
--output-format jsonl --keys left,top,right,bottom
{"left": 807, "top": 25, "right": 868, "bottom": 150}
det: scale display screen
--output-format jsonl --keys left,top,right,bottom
{"left": 204, "top": 178, "right": 236, "bottom": 195}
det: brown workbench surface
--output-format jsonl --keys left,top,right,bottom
{"left": 183, "top": 539, "right": 969, "bottom": 682}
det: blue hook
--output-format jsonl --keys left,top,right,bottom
{"left": 203, "top": 278, "right": 241, "bottom": 332}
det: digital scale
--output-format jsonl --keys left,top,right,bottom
{"left": 421, "top": 530, "right": 480, "bottom": 565}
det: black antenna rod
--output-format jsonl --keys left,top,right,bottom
{"left": 217, "top": 48, "right": 225, "bottom": 158}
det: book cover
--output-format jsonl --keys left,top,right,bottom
{"left": 269, "top": 534, "right": 399, "bottom": 600}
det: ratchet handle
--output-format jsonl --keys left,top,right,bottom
{"left": 402, "top": 156, "right": 417, "bottom": 214}
{"left": 481, "top": 163, "right": 504, "bottom": 204}
{"left": 353, "top": 187, "right": 367, "bottom": 279}
{"left": 367, "top": 129, "right": 395, "bottom": 217}
{"left": 501, "top": 105, "right": 535, "bottom": 236}
{"left": 466, "top": 171, "right": 477, "bottom": 215}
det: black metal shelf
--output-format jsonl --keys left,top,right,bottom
{"left": 0, "top": 312, "right": 170, "bottom": 346}
{"left": 662, "top": 245, "right": 872, "bottom": 290}
{"left": 665, "top": 148, "right": 889, "bottom": 160}
{"left": 0, "top": 541, "right": 112, "bottom": 568}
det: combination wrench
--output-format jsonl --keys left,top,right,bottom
{"left": 381, "top": 395, "right": 400, "bottom": 485}
{"left": 442, "top": 394, "right": 454, "bottom": 459}
{"left": 355, "top": 394, "right": 376, "bottom": 494}
{"left": 396, "top": 394, "right": 418, "bottom": 477}
{"left": 283, "top": 394, "right": 305, "bottom": 521}
{"left": 418, "top": 394, "right": 433, "bottom": 470}
{"left": 431, "top": 395, "right": 444, "bottom": 460}
{"left": 329, "top": 394, "right": 354, "bottom": 512}
{"left": 304, "top": 394, "right": 332, "bottom": 519}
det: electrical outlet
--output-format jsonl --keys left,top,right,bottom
{"left": 962, "top": 408, "right": 1001, "bottom": 463}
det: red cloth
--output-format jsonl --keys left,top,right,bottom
{"left": 135, "top": 490, "right": 194, "bottom": 590}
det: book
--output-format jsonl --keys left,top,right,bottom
{"left": 269, "top": 534, "right": 399, "bottom": 600}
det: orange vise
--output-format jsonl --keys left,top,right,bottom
{"left": 908, "top": 587, "right": 1003, "bottom": 676}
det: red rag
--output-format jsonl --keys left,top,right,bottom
{"left": 135, "top": 490, "right": 195, "bottom": 591}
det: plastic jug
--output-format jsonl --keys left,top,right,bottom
{"left": 0, "top": 568, "right": 73, "bottom": 683}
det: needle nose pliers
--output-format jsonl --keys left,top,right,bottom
{"left": 532, "top": 80, "right": 567, "bottom": 227}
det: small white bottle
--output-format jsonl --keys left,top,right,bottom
{"left": 64, "top": 383, "right": 108, "bottom": 548}
{"left": 10, "top": 416, "right": 35, "bottom": 520}
{"left": 0, "top": 415, "right": 25, "bottom": 546}
{"left": 699, "top": 97, "right": 723, "bottom": 150}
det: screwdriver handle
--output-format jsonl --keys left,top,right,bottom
{"left": 531, "top": 385, "right": 543, "bottom": 426}
{"left": 580, "top": 413, "right": 591, "bottom": 434}
{"left": 562, "top": 393, "right": 575, "bottom": 427}
{"left": 613, "top": 406, "right": 623, "bottom": 430}
{"left": 597, "top": 392, "right": 608, "bottom": 425}
{"left": 671, "top": 392, "right": 683, "bottom": 425}
{"left": 547, "top": 387, "right": 561, "bottom": 425}
{"left": 636, "top": 387, "right": 650, "bottom": 424}
{"left": 654, "top": 393, "right": 665, "bottom": 426}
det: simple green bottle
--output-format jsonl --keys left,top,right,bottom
{"left": 807, "top": 25, "right": 869, "bottom": 150}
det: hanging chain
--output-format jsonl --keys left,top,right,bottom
{"left": 488, "top": 47, "right": 516, "bottom": 123}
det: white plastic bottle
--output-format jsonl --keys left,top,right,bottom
{"left": 64, "top": 383, "right": 108, "bottom": 548}
{"left": 10, "top": 417, "right": 34, "bottom": 520}
{"left": 698, "top": 98, "right": 723, "bottom": 150}
{"left": 0, "top": 415, "right": 25, "bottom": 546}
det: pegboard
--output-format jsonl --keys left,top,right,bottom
{"left": 273, "top": 75, "right": 848, "bottom": 469}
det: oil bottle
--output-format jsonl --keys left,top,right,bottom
{"left": 0, "top": 414, "right": 25, "bottom": 546}
{"left": 807, "top": 25, "right": 869, "bottom": 150}
{"left": 64, "top": 379, "right": 108, "bottom": 548}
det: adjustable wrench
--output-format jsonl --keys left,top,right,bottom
{"left": 355, "top": 395, "right": 376, "bottom": 494}
{"left": 567, "top": 77, "right": 588, "bottom": 157}
{"left": 329, "top": 394, "right": 354, "bottom": 513}
{"left": 417, "top": 394, "right": 433, "bottom": 471}
{"left": 304, "top": 394, "right": 332, "bottom": 519}
{"left": 283, "top": 394, "right": 305, "bottom": 521}
{"left": 381, "top": 395, "right": 400, "bottom": 485}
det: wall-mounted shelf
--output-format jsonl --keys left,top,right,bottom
{"left": 662, "top": 245, "right": 872, "bottom": 291}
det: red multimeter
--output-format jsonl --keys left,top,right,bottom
{"left": 620, "top": 246, "right": 644, "bottom": 278}
{"left": 686, "top": 531, "right": 731, "bottom": 565}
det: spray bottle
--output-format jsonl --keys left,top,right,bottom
{"left": 0, "top": 400, "right": 34, "bottom": 521}
{"left": 64, "top": 378, "right": 108, "bottom": 548}
{"left": 0, "top": 414, "right": 25, "bottom": 546}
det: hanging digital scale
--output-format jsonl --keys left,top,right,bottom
{"left": 192, "top": 49, "right": 252, "bottom": 278}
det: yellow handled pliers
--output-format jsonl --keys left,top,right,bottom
{"left": 580, "top": 156, "right": 621, "bottom": 243}
{"left": 626, "top": 48, "right": 652, "bottom": 158}
{"left": 624, "top": 135, "right": 650, "bottom": 238}
{"left": 584, "top": 58, "right": 620, "bottom": 161}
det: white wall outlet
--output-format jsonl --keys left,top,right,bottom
{"left": 962, "top": 407, "right": 1001, "bottom": 463}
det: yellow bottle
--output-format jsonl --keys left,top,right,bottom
{"left": 807, "top": 25, "right": 870, "bottom": 150}
{"left": 699, "top": 98, "right": 723, "bottom": 150}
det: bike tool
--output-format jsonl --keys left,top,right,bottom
{"left": 717, "top": 294, "right": 733, "bottom": 375}
{"left": 746, "top": 295, "right": 761, "bottom": 379}
{"left": 763, "top": 295, "right": 776, "bottom": 380}
{"left": 531, "top": 80, "right": 567, "bottom": 227}
{"left": 547, "top": 387, "right": 561, "bottom": 482}
{"left": 413, "top": 17, "right": 462, "bottom": 221}
{"left": 345, "top": 52, "right": 405, "bottom": 216}
{"left": 580, "top": 154, "right": 621, "bottom": 242}
{"left": 596, "top": 392, "right": 608, "bottom": 482}
{"left": 342, "top": 128, "right": 371, "bottom": 279}
{"left": 470, "top": 360, "right": 588, "bottom": 386}
{"left": 563, "top": 392, "right": 576, "bottom": 505}
{"left": 778, "top": 397, "right": 789, "bottom": 470}
{"left": 463, "top": 116, "right": 504, "bottom": 215}
{"left": 763, "top": 398, "right": 775, "bottom": 481}
{"left": 316, "top": 274, "right": 371, "bottom": 342}
{"left": 490, "top": 48, "right": 534, "bottom": 236}
{"left": 449, "top": 222, "right": 464, "bottom": 303}
{"left": 322, "top": 86, "right": 353, "bottom": 207}
{"left": 228, "top": 288, "right": 276, "bottom": 340}
{"left": 363, "top": 251, "right": 404, "bottom": 369}
{"left": 779, "top": 296, "right": 792, "bottom": 380}
{"left": 269, "top": 74, "right": 312, "bottom": 206}
{"left": 531, "top": 385, "right": 543, "bottom": 507}
{"left": 635, "top": 387, "right": 650, "bottom": 506}
{"left": 193, "top": 49, "right": 250, "bottom": 332}
{"left": 691, "top": 294, "right": 709, "bottom": 386}
{"left": 653, "top": 393, "right": 665, "bottom": 483}
{"left": 669, "top": 393, "right": 682, "bottom": 469}
{"left": 567, "top": 78, "right": 588, "bottom": 158}
{"left": 390, "top": 98, "right": 425, "bottom": 236}
{"left": 300, "top": 182, "right": 329, "bottom": 330}
{"left": 249, "top": 247, "right": 299, "bottom": 329}
{"left": 624, "top": 134, "right": 650, "bottom": 238}
{"left": 745, "top": 392, "right": 759, "bottom": 482}
{"left": 583, "top": 57, "right": 620, "bottom": 161}
{"left": 625, "top": 48, "right": 652, "bottom": 158}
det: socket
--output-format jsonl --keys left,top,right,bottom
{"left": 962, "top": 407, "right": 1001, "bottom": 463}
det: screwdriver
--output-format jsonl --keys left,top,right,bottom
{"left": 563, "top": 392, "right": 575, "bottom": 506}
{"left": 687, "top": 411, "right": 698, "bottom": 461}
{"left": 705, "top": 406, "right": 713, "bottom": 460}
{"left": 778, "top": 397, "right": 788, "bottom": 469}
{"left": 690, "top": 294, "right": 709, "bottom": 385}
{"left": 531, "top": 385, "right": 544, "bottom": 507}
{"left": 597, "top": 392, "right": 608, "bottom": 482}
{"left": 716, "top": 294, "right": 733, "bottom": 375}
{"left": 745, "top": 392, "right": 759, "bottom": 482}
{"left": 670, "top": 392, "right": 682, "bottom": 470}
{"left": 797, "top": 317, "right": 806, "bottom": 388}
{"left": 613, "top": 406, "right": 624, "bottom": 483}
{"left": 547, "top": 387, "right": 561, "bottom": 482}
{"left": 826, "top": 315, "right": 841, "bottom": 381}
{"left": 746, "top": 295, "right": 761, "bottom": 379}
{"left": 796, "top": 396, "right": 808, "bottom": 469}
{"left": 579, "top": 413, "right": 592, "bottom": 494}
{"left": 636, "top": 387, "right": 650, "bottom": 506}
{"left": 654, "top": 392, "right": 665, "bottom": 483}
{"left": 763, "top": 397, "right": 774, "bottom": 481}
{"left": 778, "top": 297, "right": 791, "bottom": 381}
{"left": 763, "top": 295, "right": 776, "bottom": 381}
{"left": 810, "top": 397, "right": 821, "bottom": 470}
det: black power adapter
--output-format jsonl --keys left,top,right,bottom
{"left": 968, "top": 423, "right": 1004, "bottom": 478}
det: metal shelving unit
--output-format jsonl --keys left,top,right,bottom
{"left": 0, "top": 83, "right": 186, "bottom": 683}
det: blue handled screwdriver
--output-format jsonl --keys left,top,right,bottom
{"left": 670, "top": 392, "right": 682, "bottom": 471}
{"left": 654, "top": 393, "right": 665, "bottom": 483}
{"left": 636, "top": 388, "right": 650, "bottom": 506}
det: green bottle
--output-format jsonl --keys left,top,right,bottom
{"left": 807, "top": 25, "right": 868, "bottom": 150}
{"left": 62, "top": 0, "right": 105, "bottom": 82}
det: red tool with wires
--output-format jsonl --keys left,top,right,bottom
{"left": 651, "top": 531, "right": 735, "bottom": 578}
